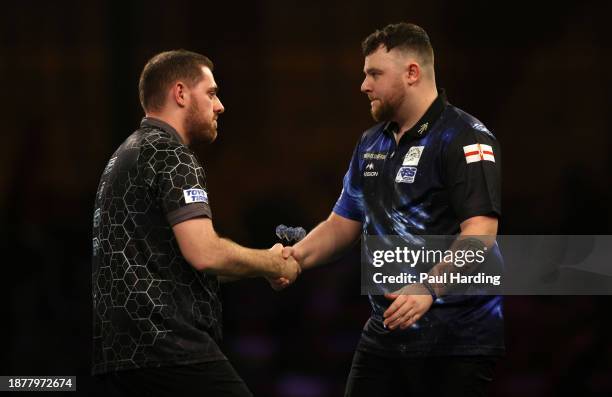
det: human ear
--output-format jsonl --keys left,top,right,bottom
{"left": 172, "top": 82, "right": 188, "bottom": 107}
{"left": 404, "top": 62, "right": 420, "bottom": 86}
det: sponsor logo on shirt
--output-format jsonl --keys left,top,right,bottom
{"left": 92, "top": 237, "right": 99, "bottom": 256}
{"left": 103, "top": 157, "right": 117, "bottom": 175}
{"left": 403, "top": 146, "right": 424, "bottom": 166}
{"left": 364, "top": 162, "right": 378, "bottom": 177}
{"left": 417, "top": 122, "right": 428, "bottom": 135}
{"left": 395, "top": 166, "right": 417, "bottom": 183}
{"left": 93, "top": 208, "right": 101, "bottom": 228}
{"left": 364, "top": 152, "right": 387, "bottom": 160}
{"left": 472, "top": 122, "right": 489, "bottom": 133}
{"left": 463, "top": 143, "right": 495, "bottom": 164}
{"left": 183, "top": 188, "right": 208, "bottom": 204}
{"left": 97, "top": 181, "right": 106, "bottom": 201}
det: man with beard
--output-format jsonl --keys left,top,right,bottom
{"left": 91, "top": 50, "right": 300, "bottom": 396}
{"left": 279, "top": 23, "right": 503, "bottom": 396}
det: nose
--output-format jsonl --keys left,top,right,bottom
{"left": 360, "top": 77, "right": 370, "bottom": 94}
{"left": 215, "top": 97, "right": 225, "bottom": 114}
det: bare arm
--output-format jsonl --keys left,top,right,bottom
{"left": 457, "top": 215, "right": 498, "bottom": 246}
{"left": 383, "top": 215, "right": 499, "bottom": 330}
{"left": 290, "top": 212, "right": 362, "bottom": 270}
{"left": 172, "top": 217, "right": 299, "bottom": 280}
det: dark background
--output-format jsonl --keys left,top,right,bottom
{"left": 1, "top": 0, "right": 611, "bottom": 395}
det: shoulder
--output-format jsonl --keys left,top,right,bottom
{"left": 442, "top": 105, "right": 497, "bottom": 142}
{"left": 437, "top": 105, "right": 499, "bottom": 158}
{"left": 353, "top": 122, "right": 387, "bottom": 153}
{"left": 138, "top": 128, "right": 199, "bottom": 170}
{"left": 361, "top": 122, "right": 386, "bottom": 142}
{"left": 140, "top": 127, "right": 183, "bottom": 150}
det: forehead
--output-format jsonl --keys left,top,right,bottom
{"left": 198, "top": 66, "right": 217, "bottom": 87}
{"left": 363, "top": 47, "right": 405, "bottom": 70}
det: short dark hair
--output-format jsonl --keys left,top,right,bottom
{"left": 362, "top": 23, "right": 434, "bottom": 65}
{"left": 138, "top": 50, "right": 213, "bottom": 112}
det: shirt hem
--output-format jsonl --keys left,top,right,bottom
{"left": 357, "top": 338, "right": 505, "bottom": 358}
{"left": 332, "top": 207, "right": 363, "bottom": 223}
{"left": 91, "top": 354, "right": 227, "bottom": 376}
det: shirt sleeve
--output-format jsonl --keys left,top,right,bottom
{"left": 444, "top": 127, "right": 501, "bottom": 223}
{"left": 149, "top": 144, "right": 212, "bottom": 226}
{"left": 333, "top": 141, "right": 365, "bottom": 222}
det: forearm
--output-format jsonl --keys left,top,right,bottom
{"left": 173, "top": 218, "right": 286, "bottom": 279}
{"left": 294, "top": 214, "right": 361, "bottom": 270}
{"left": 427, "top": 216, "right": 498, "bottom": 297}
{"left": 202, "top": 237, "right": 282, "bottom": 278}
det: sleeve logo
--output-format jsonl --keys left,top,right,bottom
{"left": 183, "top": 188, "right": 208, "bottom": 204}
{"left": 463, "top": 143, "right": 495, "bottom": 164}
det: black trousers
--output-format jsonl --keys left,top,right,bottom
{"left": 94, "top": 360, "right": 253, "bottom": 397}
{"left": 345, "top": 349, "right": 499, "bottom": 397}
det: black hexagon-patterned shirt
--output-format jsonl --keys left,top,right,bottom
{"left": 91, "top": 117, "right": 225, "bottom": 375}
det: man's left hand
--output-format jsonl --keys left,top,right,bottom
{"left": 383, "top": 284, "right": 434, "bottom": 330}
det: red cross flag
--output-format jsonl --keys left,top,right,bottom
{"left": 463, "top": 143, "right": 495, "bottom": 164}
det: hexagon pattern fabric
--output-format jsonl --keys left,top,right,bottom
{"left": 91, "top": 119, "right": 225, "bottom": 375}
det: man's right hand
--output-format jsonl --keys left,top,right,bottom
{"left": 268, "top": 244, "right": 301, "bottom": 288}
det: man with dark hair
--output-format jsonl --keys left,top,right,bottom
{"left": 280, "top": 23, "right": 503, "bottom": 396}
{"left": 92, "top": 49, "right": 300, "bottom": 396}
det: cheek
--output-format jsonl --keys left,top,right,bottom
{"left": 199, "top": 98, "right": 214, "bottom": 115}
{"left": 385, "top": 80, "right": 403, "bottom": 100}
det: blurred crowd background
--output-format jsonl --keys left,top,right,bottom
{"left": 1, "top": 1, "right": 610, "bottom": 395}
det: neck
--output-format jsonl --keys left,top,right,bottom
{"left": 393, "top": 86, "right": 438, "bottom": 140}
{"left": 146, "top": 111, "right": 189, "bottom": 145}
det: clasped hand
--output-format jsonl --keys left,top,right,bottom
{"left": 266, "top": 244, "right": 300, "bottom": 291}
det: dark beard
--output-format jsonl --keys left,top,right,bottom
{"left": 185, "top": 102, "right": 217, "bottom": 146}
{"left": 371, "top": 100, "right": 395, "bottom": 122}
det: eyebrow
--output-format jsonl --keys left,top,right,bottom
{"left": 208, "top": 86, "right": 219, "bottom": 94}
{"left": 364, "top": 67, "right": 382, "bottom": 75}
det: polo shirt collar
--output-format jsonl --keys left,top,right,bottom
{"left": 383, "top": 89, "right": 448, "bottom": 139}
{"left": 140, "top": 117, "right": 185, "bottom": 144}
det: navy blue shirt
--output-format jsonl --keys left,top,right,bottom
{"left": 334, "top": 93, "right": 504, "bottom": 357}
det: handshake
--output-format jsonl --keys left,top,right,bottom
{"left": 265, "top": 224, "right": 307, "bottom": 291}
{"left": 266, "top": 243, "right": 301, "bottom": 291}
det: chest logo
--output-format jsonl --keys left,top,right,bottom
{"left": 364, "top": 162, "right": 378, "bottom": 177}
{"left": 403, "top": 146, "right": 425, "bottom": 166}
{"left": 395, "top": 166, "right": 417, "bottom": 183}
{"left": 364, "top": 152, "right": 387, "bottom": 160}
{"left": 417, "top": 122, "right": 428, "bottom": 135}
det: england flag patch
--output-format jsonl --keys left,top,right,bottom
{"left": 463, "top": 143, "right": 495, "bottom": 164}
{"left": 183, "top": 188, "right": 208, "bottom": 204}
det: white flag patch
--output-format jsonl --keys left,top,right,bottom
{"left": 403, "top": 146, "right": 424, "bottom": 166}
{"left": 183, "top": 188, "right": 208, "bottom": 204}
{"left": 463, "top": 143, "right": 495, "bottom": 164}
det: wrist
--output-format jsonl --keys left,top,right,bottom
{"left": 421, "top": 280, "right": 437, "bottom": 301}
